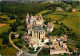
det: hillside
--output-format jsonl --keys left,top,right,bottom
{"left": 36, "top": 10, "right": 80, "bottom": 38}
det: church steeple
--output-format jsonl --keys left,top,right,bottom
{"left": 26, "top": 12, "right": 29, "bottom": 24}
{"left": 31, "top": 14, "right": 33, "bottom": 19}
{"left": 27, "top": 12, "right": 29, "bottom": 18}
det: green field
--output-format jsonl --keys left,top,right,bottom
{"left": 36, "top": 11, "right": 80, "bottom": 38}
{"left": 0, "top": 15, "right": 9, "bottom": 19}
{"left": 61, "top": 12, "right": 80, "bottom": 37}
{"left": 0, "top": 24, "right": 10, "bottom": 34}
{"left": 0, "top": 38, "right": 17, "bottom": 56}
{"left": 8, "top": 19, "right": 16, "bottom": 24}
{"left": 44, "top": 13, "right": 64, "bottom": 21}
{"left": 35, "top": 10, "right": 51, "bottom": 16}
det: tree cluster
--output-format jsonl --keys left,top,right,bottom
{"left": 10, "top": 18, "right": 22, "bottom": 32}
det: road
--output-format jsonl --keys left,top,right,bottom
{"left": 9, "top": 32, "right": 43, "bottom": 56}
{"left": 9, "top": 32, "right": 23, "bottom": 52}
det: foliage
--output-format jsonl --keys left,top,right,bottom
{"left": 76, "top": 40, "right": 80, "bottom": 48}
{"left": 8, "top": 14, "right": 16, "bottom": 20}
{"left": 28, "top": 48, "right": 37, "bottom": 54}
{"left": 0, "top": 29, "right": 11, "bottom": 45}
{"left": 46, "top": 41, "right": 52, "bottom": 45}
{"left": 52, "top": 23, "right": 78, "bottom": 39}
{"left": 0, "top": 2, "right": 50, "bottom": 18}
{"left": 38, "top": 48, "right": 50, "bottom": 56}
{"left": 2, "top": 36, "right": 9, "bottom": 45}
{"left": 11, "top": 33, "right": 15, "bottom": 39}
{"left": 11, "top": 18, "right": 22, "bottom": 32}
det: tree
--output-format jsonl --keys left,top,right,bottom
{"left": 8, "top": 14, "right": 15, "bottom": 20}
{"left": 55, "top": 20, "right": 58, "bottom": 24}
{"left": 16, "top": 18, "right": 22, "bottom": 26}
{"left": 69, "top": 8, "right": 72, "bottom": 12}
{"left": 18, "top": 33, "right": 23, "bottom": 39}
{"left": 60, "top": 2, "right": 67, "bottom": 9}
{"left": 38, "top": 48, "right": 50, "bottom": 56}
{"left": 0, "top": 46, "right": 1, "bottom": 50}
{"left": 11, "top": 22, "right": 17, "bottom": 32}
{"left": 2, "top": 36, "right": 9, "bottom": 45}
{"left": 65, "top": 4, "right": 72, "bottom": 11}
{"left": 11, "top": 33, "right": 15, "bottom": 39}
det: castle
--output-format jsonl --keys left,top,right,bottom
{"left": 26, "top": 13, "right": 44, "bottom": 34}
{"left": 25, "top": 13, "right": 49, "bottom": 51}
{"left": 19, "top": 13, "right": 71, "bottom": 55}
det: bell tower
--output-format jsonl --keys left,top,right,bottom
{"left": 26, "top": 12, "right": 29, "bottom": 24}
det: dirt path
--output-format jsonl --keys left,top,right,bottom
{"left": 9, "top": 32, "right": 23, "bottom": 52}
{"left": 9, "top": 32, "right": 42, "bottom": 56}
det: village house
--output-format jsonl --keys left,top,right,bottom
{"left": 56, "top": 7, "right": 65, "bottom": 11}
{"left": 47, "top": 22, "right": 54, "bottom": 32}
{"left": 20, "top": 12, "right": 71, "bottom": 55}
{"left": 13, "top": 32, "right": 19, "bottom": 38}
{"left": 72, "top": 9, "right": 76, "bottom": 12}
{"left": 49, "top": 35, "right": 70, "bottom": 55}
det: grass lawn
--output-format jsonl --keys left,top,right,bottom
{"left": 0, "top": 23, "right": 6, "bottom": 27}
{"left": 8, "top": 19, "right": 16, "bottom": 24}
{"left": 0, "top": 15, "right": 9, "bottom": 19}
{"left": 13, "top": 38, "right": 20, "bottom": 42}
{"left": 44, "top": 13, "right": 64, "bottom": 21}
{"left": 39, "top": 11, "right": 80, "bottom": 39}
{"left": 35, "top": 10, "right": 51, "bottom": 16}
{"left": 60, "top": 12, "right": 80, "bottom": 38}
{"left": 0, "top": 38, "right": 17, "bottom": 56}
{"left": 0, "top": 38, "right": 3, "bottom": 46}
{"left": 0, "top": 24, "right": 10, "bottom": 34}
{"left": 0, "top": 47, "right": 17, "bottom": 56}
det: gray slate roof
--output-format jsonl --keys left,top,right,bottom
{"left": 33, "top": 26, "right": 44, "bottom": 30}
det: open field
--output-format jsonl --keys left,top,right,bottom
{"left": 0, "top": 15, "right": 9, "bottom": 19}
{"left": 0, "top": 24, "right": 10, "bottom": 34}
{"left": 0, "top": 12, "right": 9, "bottom": 19}
{"left": 36, "top": 11, "right": 80, "bottom": 38}
{"left": 35, "top": 10, "right": 51, "bottom": 16}
{"left": 8, "top": 19, "right": 16, "bottom": 24}
{"left": 53, "top": 12, "right": 80, "bottom": 36}
{"left": 0, "top": 47, "right": 17, "bottom": 56}
{"left": 60, "top": 12, "right": 80, "bottom": 37}
{"left": 44, "top": 13, "right": 64, "bottom": 21}
{"left": 0, "top": 38, "right": 17, "bottom": 56}
{"left": 0, "top": 24, "right": 6, "bottom": 27}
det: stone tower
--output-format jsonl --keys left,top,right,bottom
{"left": 26, "top": 12, "right": 29, "bottom": 24}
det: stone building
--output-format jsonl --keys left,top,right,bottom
{"left": 47, "top": 22, "right": 54, "bottom": 32}
{"left": 26, "top": 13, "right": 44, "bottom": 34}
{"left": 26, "top": 13, "right": 44, "bottom": 26}
{"left": 49, "top": 35, "right": 70, "bottom": 55}
{"left": 32, "top": 26, "right": 45, "bottom": 40}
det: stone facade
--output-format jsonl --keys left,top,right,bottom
{"left": 32, "top": 26, "right": 45, "bottom": 40}
{"left": 47, "top": 22, "right": 54, "bottom": 32}
{"left": 26, "top": 13, "right": 44, "bottom": 34}
{"left": 26, "top": 13, "right": 44, "bottom": 26}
